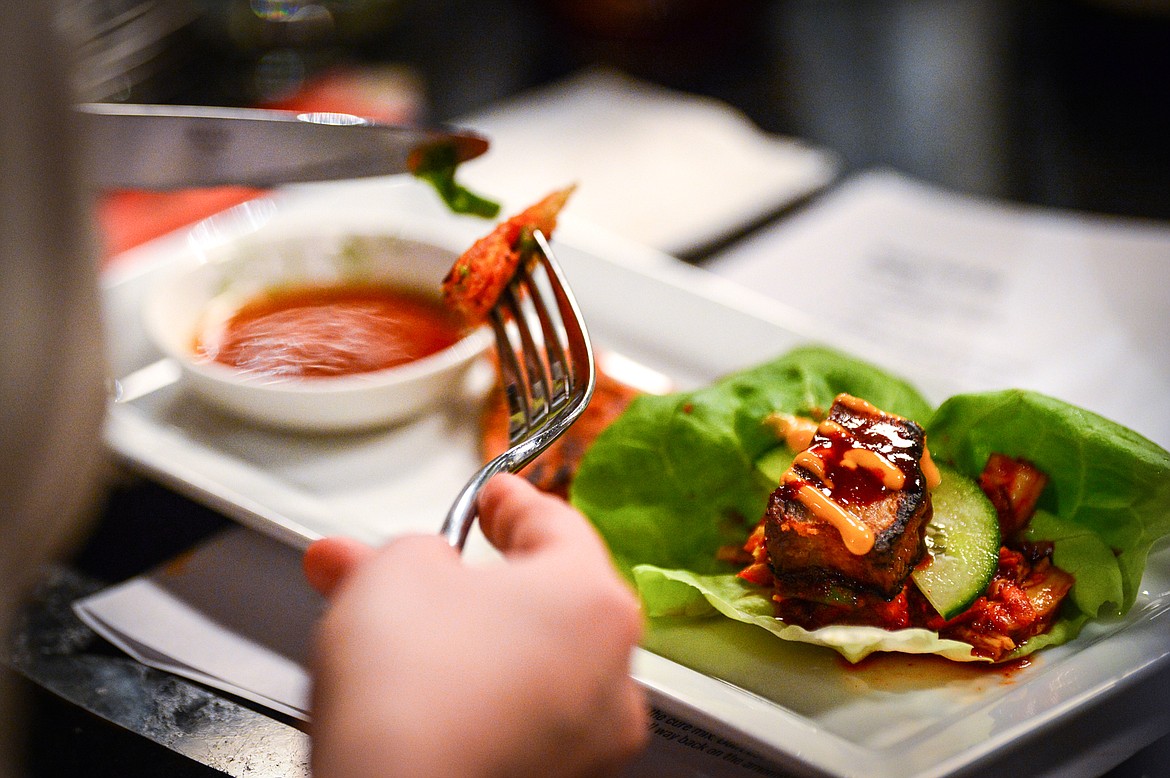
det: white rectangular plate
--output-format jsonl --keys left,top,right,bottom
{"left": 102, "top": 176, "right": 1170, "bottom": 778}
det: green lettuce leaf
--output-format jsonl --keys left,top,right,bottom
{"left": 926, "top": 389, "right": 1170, "bottom": 649}
{"left": 633, "top": 564, "right": 984, "bottom": 663}
{"left": 571, "top": 346, "right": 1170, "bottom": 663}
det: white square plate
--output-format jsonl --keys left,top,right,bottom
{"left": 102, "top": 176, "right": 1170, "bottom": 778}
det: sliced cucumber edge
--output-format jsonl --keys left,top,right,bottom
{"left": 911, "top": 465, "right": 1001, "bottom": 620}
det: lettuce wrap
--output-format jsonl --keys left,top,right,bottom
{"left": 570, "top": 346, "right": 1170, "bottom": 663}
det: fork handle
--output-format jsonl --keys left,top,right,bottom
{"left": 440, "top": 456, "right": 515, "bottom": 550}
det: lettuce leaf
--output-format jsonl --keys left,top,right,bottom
{"left": 570, "top": 346, "right": 1170, "bottom": 663}
{"left": 926, "top": 390, "right": 1170, "bottom": 638}
{"left": 632, "top": 564, "right": 984, "bottom": 663}
{"left": 409, "top": 140, "right": 501, "bottom": 218}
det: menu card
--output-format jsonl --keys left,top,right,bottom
{"left": 707, "top": 169, "right": 1170, "bottom": 449}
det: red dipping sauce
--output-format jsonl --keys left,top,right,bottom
{"left": 196, "top": 284, "right": 462, "bottom": 379}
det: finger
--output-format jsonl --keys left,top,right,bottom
{"left": 374, "top": 533, "right": 462, "bottom": 571}
{"left": 303, "top": 536, "right": 375, "bottom": 598}
{"left": 477, "top": 473, "right": 610, "bottom": 564}
{"left": 617, "top": 675, "right": 651, "bottom": 758}
{"left": 589, "top": 677, "right": 650, "bottom": 775}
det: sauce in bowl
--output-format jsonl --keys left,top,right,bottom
{"left": 196, "top": 284, "right": 463, "bottom": 380}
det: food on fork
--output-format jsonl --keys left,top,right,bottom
{"left": 442, "top": 186, "right": 576, "bottom": 325}
{"left": 446, "top": 184, "right": 606, "bottom": 498}
{"left": 447, "top": 184, "right": 607, "bottom": 500}
{"left": 436, "top": 186, "right": 595, "bottom": 552}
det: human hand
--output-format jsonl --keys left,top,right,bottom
{"left": 303, "top": 473, "right": 648, "bottom": 778}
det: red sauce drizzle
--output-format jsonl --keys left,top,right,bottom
{"left": 777, "top": 417, "right": 921, "bottom": 510}
{"left": 197, "top": 284, "right": 462, "bottom": 379}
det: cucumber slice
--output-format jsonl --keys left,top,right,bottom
{"left": 912, "top": 465, "right": 1001, "bottom": 619}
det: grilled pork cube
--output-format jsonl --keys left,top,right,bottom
{"left": 764, "top": 394, "right": 932, "bottom": 602}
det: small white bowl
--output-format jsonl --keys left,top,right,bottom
{"left": 143, "top": 228, "right": 492, "bottom": 432}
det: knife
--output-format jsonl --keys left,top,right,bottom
{"left": 77, "top": 103, "right": 490, "bottom": 190}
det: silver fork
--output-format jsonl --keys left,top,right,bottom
{"left": 440, "top": 230, "right": 596, "bottom": 550}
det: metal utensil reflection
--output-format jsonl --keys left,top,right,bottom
{"left": 78, "top": 102, "right": 489, "bottom": 190}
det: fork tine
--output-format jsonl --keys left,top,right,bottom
{"left": 440, "top": 229, "right": 594, "bottom": 551}
{"left": 533, "top": 230, "right": 592, "bottom": 392}
{"left": 518, "top": 262, "right": 571, "bottom": 411}
{"left": 502, "top": 279, "right": 552, "bottom": 437}
{"left": 488, "top": 304, "right": 529, "bottom": 445}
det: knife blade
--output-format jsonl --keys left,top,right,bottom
{"left": 78, "top": 103, "right": 490, "bottom": 190}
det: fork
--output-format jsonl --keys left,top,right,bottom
{"left": 440, "top": 230, "right": 596, "bottom": 550}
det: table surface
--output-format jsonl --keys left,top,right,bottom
{"left": 11, "top": 1, "right": 1170, "bottom": 775}
{"left": 9, "top": 478, "right": 310, "bottom": 778}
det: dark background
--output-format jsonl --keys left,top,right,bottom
{"left": 109, "top": 0, "right": 1170, "bottom": 222}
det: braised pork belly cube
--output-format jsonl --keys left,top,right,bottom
{"left": 764, "top": 394, "right": 933, "bottom": 602}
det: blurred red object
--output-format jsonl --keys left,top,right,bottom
{"left": 259, "top": 64, "right": 422, "bottom": 124}
{"left": 98, "top": 188, "right": 265, "bottom": 266}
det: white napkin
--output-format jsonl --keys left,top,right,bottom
{"left": 458, "top": 68, "right": 839, "bottom": 256}
{"left": 74, "top": 528, "right": 320, "bottom": 719}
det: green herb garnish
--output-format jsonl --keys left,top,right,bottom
{"left": 410, "top": 141, "right": 500, "bottom": 218}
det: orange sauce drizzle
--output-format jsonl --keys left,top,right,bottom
{"left": 793, "top": 450, "right": 833, "bottom": 488}
{"left": 783, "top": 471, "right": 876, "bottom": 555}
{"left": 764, "top": 412, "right": 819, "bottom": 452}
{"left": 921, "top": 444, "right": 942, "bottom": 490}
{"left": 841, "top": 448, "right": 905, "bottom": 490}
